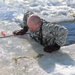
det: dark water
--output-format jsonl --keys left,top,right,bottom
{"left": 59, "top": 21, "right": 75, "bottom": 46}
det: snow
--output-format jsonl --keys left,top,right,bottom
{"left": 0, "top": 0, "right": 75, "bottom": 75}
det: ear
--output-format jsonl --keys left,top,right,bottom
{"left": 37, "top": 22, "right": 41, "bottom": 26}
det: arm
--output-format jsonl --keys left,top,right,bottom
{"left": 55, "top": 26, "right": 68, "bottom": 46}
{"left": 13, "top": 11, "right": 30, "bottom": 35}
{"left": 44, "top": 25, "right": 68, "bottom": 53}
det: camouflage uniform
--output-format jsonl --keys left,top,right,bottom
{"left": 22, "top": 11, "right": 68, "bottom": 47}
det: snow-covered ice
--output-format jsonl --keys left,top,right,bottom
{"left": 0, "top": 0, "right": 75, "bottom": 75}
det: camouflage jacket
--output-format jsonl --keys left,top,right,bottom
{"left": 21, "top": 11, "right": 68, "bottom": 47}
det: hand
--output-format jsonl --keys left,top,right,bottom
{"left": 44, "top": 44, "right": 60, "bottom": 53}
{"left": 13, "top": 26, "right": 28, "bottom": 35}
{"left": 13, "top": 29, "right": 25, "bottom": 35}
{"left": 44, "top": 45, "right": 55, "bottom": 53}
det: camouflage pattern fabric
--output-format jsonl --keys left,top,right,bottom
{"left": 21, "top": 11, "right": 68, "bottom": 47}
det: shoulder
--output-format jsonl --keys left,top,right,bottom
{"left": 53, "top": 24, "right": 68, "bottom": 34}
{"left": 52, "top": 24, "right": 67, "bottom": 30}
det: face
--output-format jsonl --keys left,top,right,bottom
{"left": 28, "top": 21, "right": 41, "bottom": 32}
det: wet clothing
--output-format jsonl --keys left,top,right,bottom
{"left": 21, "top": 11, "right": 68, "bottom": 48}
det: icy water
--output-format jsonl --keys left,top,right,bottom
{"left": 59, "top": 21, "right": 75, "bottom": 46}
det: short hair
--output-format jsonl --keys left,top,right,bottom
{"left": 27, "top": 14, "right": 41, "bottom": 25}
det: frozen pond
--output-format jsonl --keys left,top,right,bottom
{"left": 0, "top": 0, "right": 75, "bottom": 75}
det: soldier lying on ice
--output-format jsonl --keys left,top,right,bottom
{"left": 13, "top": 11, "right": 68, "bottom": 53}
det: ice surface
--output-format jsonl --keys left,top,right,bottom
{"left": 0, "top": 0, "right": 75, "bottom": 75}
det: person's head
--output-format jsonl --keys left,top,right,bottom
{"left": 27, "top": 14, "right": 41, "bottom": 32}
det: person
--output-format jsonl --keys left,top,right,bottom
{"left": 13, "top": 11, "right": 68, "bottom": 53}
